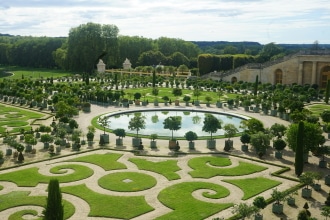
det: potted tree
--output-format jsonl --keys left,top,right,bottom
{"left": 223, "top": 123, "right": 238, "bottom": 151}
{"left": 312, "top": 172, "right": 323, "bottom": 191}
{"left": 128, "top": 114, "right": 146, "bottom": 148}
{"left": 231, "top": 203, "right": 255, "bottom": 220}
{"left": 163, "top": 116, "right": 182, "bottom": 151}
{"left": 149, "top": 133, "right": 158, "bottom": 149}
{"left": 16, "top": 144, "right": 25, "bottom": 163}
{"left": 40, "top": 134, "right": 54, "bottom": 150}
{"left": 273, "top": 138, "right": 287, "bottom": 159}
{"left": 86, "top": 125, "right": 96, "bottom": 146}
{"left": 253, "top": 196, "right": 267, "bottom": 220}
{"left": 202, "top": 114, "right": 221, "bottom": 149}
{"left": 162, "top": 96, "right": 169, "bottom": 106}
{"left": 134, "top": 92, "right": 141, "bottom": 105}
{"left": 24, "top": 134, "right": 37, "bottom": 153}
{"left": 98, "top": 116, "right": 110, "bottom": 144}
{"left": 205, "top": 96, "right": 213, "bottom": 107}
{"left": 216, "top": 90, "right": 223, "bottom": 108}
{"left": 299, "top": 171, "right": 315, "bottom": 198}
{"left": 271, "top": 188, "right": 285, "bottom": 214}
{"left": 250, "top": 132, "right": 271, "bottom": 158}
{"left": 113, "top": 128, "right": 126, "bottom": 146}
{"left": 183, "top": 95, "right": 191, "bottom": 106}
{"left": 184, "top": 131, "right": 198, "bottom": 150}
{"left": 172, "top": 88, "right": 182, "bottom": 106}
{"left": 0, "top": 150, "right": 4, "bottom": 164}
{"left": 240, "top": 133, "right": 250, "bottom": 152}
{"left": 193, "top": 87, "right": 201, "bottom": 106}
{"left": 313, "top": 145, "right": 329, "bottom": 168}
{"left": 286, "top": 190, "right": 298, "bottom": 206}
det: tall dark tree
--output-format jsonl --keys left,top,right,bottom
{"left": 325, "top": 79, "right": 330, "bottom": 104}
{"left": 254, "top": 75, "right": 259, "bottom": 96}
{"left": 66, "top": 22, "right": 119, "bottom": 73}
{"left": 43, "top": 179, "right": 64, "bottom": 220}
{"left": 295, "top": 121, "right": 304, "bottom": 176}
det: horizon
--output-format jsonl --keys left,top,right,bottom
{"left": 1, "top": 0, "right": 330, "bottom": 44}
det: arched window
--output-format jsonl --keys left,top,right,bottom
{"left": 275, "top": 69, "right": 283, "bottom": 84}
{"left": 231, "top": 77, "right": 237, "bottom": 83}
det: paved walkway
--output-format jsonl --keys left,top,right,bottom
{"left": 0, "top": 102, "right": 329, "bottom": 220}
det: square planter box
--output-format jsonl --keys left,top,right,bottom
{"left": 132, "top": 138, "right": 141, "bottom": 148}
{"left": 287, "top": 197, "right": 295, "bottom": 206}
{"left": 319, "top": 160, "right": 327, "bottom": 168}
{"left": 325, "top": 175, "right": 330, "bottom": 185}
{"left": 116, "top": 138, "right": 123, "bottom": 146}
{"left": 188, "top": 142, "right": 195, "bottom": 150}
{"left": 241, "top": 144, "right": 248, "bottom": 152}
{"left": 275, "top": 151, "right": 282, "bottom": 159}
{"left": 272, "top": 203, "right": 283, "bottom": 214}
{"left": 150, "top": 140, "right": 157, "bottom": 148}
{"left": 207, "top": 140, "right": 216, "bottom": 149}
{"left": 301, "top": 188, "right": 312, "bottom": 198}
{"left": 100, "top": 134, "right": 109, "bottom": 144}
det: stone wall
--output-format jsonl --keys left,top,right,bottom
{"left": 217, "top": 53, "right": 330, "bottom": 87}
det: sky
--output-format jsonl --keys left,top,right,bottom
{"left": 1, "top": 0, "right": 330, "bottom": 44}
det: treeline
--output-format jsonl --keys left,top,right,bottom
{"left": 198, "top": 54, "right": 255, "bottom": 75}
{"left": 1, "top": 22, "right": 321, "bottom": 76}
{"left": 0, "top": 23, "right": 200, "bottom": 73}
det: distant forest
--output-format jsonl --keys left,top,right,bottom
{"left": 1, "top": 23, "right": 329, "bottom": 75}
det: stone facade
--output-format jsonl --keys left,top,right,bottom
{"left": 205, "top": 50, "right": 330, "bottom": 88}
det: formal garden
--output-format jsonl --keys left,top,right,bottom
{"left": 0, "top": 69, "right": 329, "bottom": 219}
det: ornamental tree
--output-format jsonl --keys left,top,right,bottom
{"left": 163, "top": 116, "right": 182, "bottom": 141}
{"left": 202, "top": 114, "right": 222, "bottom": 140}
{"left": 128, "top": 114, "right": 146, "bottom": 139}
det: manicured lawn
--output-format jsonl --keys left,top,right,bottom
{"left": 157, "top": 182, "right": 233, "bottom": 220}
{"left": 0, "top": 152, "right": 292, "bottom": 219}
{"left": 0, "top": 164, "right": 94, "bottom": 186}
{"left": 223, "top": 177, "right": 281, "bottom": 200}
{"left": 61, "top": 184, "right": 154, "bottom": 219}
{"left": 306, "top": 103, "right": 330, "bottom": 116}
{"left": 68, "top": 153, "right": 127, "bottom": 171}
{"left": 188, "top": 156, "right": 268, "bottom": 178}
{"left": 124, "top": 87, "right": 241, "bottom": 104}
{"left": 9, "top": 209, "right": 42, "bottom": 220}
{"left": 0, "top": 66, "right": 71, "bottom": 79}
{"left": 98, "top": 172, "right": 157, "bottom": 192}
{"left": 129, "top": 157, "right": 181, "bottom": 180}
{"left": 0, "top": 104, "right": 44, "bottom": 134}
{"left": 0, "top": 191, "right": 75, "bottom": 219}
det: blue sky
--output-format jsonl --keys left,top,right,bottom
{"left": 1, "top": 0, "right": 330, "bottom": 44}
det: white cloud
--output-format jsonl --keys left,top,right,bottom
{"left": 0, "top": 0, "right": 329, "bottom": 43}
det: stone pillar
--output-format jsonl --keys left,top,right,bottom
{"left": 311, "top": 61, "right": 317, "bottom": 84}
{"left": 298, "top": 62, "right": 303, "bottom": 85}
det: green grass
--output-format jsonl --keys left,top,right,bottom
{"left": 129, "top": 157, "right": 181, "bottom": 180}
{"left": 157, "top": 182, "right": 233, "bottom": 220}
{"left": 0, "top": 164, "right": 94, "bottom": 186}
{"left": 124, "top": 87, "right": 241, "bottom": 104}
{"left": 223, "top": 177, "right": 281, "bottom": 200}
{"left": 0, "top": 191, "right": 74, "bottom": 219}
{"left": 0, "top": 104, "right": 44, "bottom": 134}
{"left": 0, "top": 66, "right": 71, "bottom": 79}
{"left": 188, "top": 156, "right": 268, "bottom": 178}
{"left": 61, "top": 184, "right": 154, "bottom": 219}
{"left": 67, "top": 153, "right": 127, "bottom": 171}
{"left": 98, "top": 172, "right": 157, "bottom": 192}
{"left": 306, "top": 103, "right": 330, "bottom": 116}
{"left": 8, "top": 209, "right": 42, "bottom": 220}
